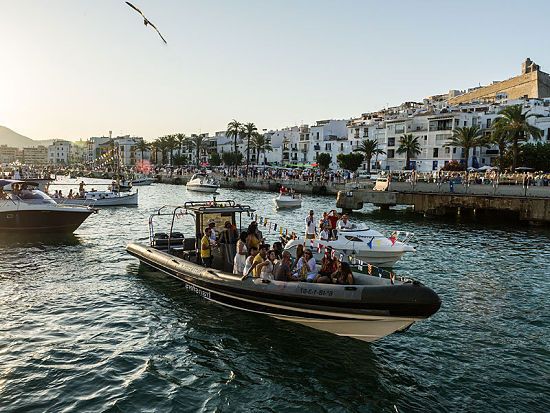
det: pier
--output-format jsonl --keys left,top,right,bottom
{"left": 336, "top": 181, "right": 550, "bottom": 224}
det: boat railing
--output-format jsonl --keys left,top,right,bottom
{"left": 386, "top": 230, "right": 414, "bottom": 244}
{"left": 148, "top": 205, "right": 195, "bottom": 249}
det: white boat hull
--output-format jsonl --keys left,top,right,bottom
{"left": 274, "top": 196, "right": 302, "bottom": 208}
{"left": 56, "top": 192, "right": 139, "bottom": 206}
{"left": 186, "top": 184, "right": 219, "bottom": 193}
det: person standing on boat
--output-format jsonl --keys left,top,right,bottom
{"left": 243, "top": 246, "right": 258, "bottom": 277}
{"left": 201, "top": 227, "right": 214, "bottom": 267}
{"left": 208, "top": 220, "right": 217, "bottom": 242}
{"left": 305, "top": 210, "right": 316, "bottom": 240}
{"left": 233, "top": 232, "right": 248, "bottom": 275}
{"left": 327, "top": 210, "right": 339, "bottom": 239}
{"left": 79, "top": 181, "right": 85, "bottom": 196}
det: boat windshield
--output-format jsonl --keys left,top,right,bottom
{"left": 13, "top": 189, "right": 57, "bottom": 204}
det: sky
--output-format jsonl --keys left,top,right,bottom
{"left": 1, "top": 0, "right": 549, "bottom": 142}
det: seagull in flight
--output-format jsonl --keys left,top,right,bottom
{"left": 125, "top": 1, "right": 167, "bottom": 44}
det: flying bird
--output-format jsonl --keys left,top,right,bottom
{"left": 125, "top": 1, "right": 167, "bottom": 44}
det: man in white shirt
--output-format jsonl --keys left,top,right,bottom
{"left": 337, "top": 214, "right": 353, "bottom": 230}
{"left": 319, "top": 224, "right": 331, "bottom": 241}
{"left": 305, "top": 210, "right": 316, "bottom": 239}
{"left": 208, "top": 221, "right": 217, "bottom": 242}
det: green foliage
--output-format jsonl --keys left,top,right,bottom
{"left": 172, "top": 154, "right": 187, "bottom": 166}
{"left": 445, "top": 125, "right": 483, "bottom": 165}
{"left": 337, "top": 152, "right": 364, "bottom": 172}
{"left": 518, "top": 142, "right": 550, "bottom": 171}
{"left": 222, "top": 151, "right": 243, "bottom": 166}
{"left": 354, "top": 139, "right": 385, "bottom": 173}
{"left": 441, "top": 160, "right": 465, "bottom": 171}
{"left": 209, "top": 152, "right": 221, "bottom": 167}
{"left": 397, "top": 134, "right": 421, "bottom": 170}
{"left": 316, "top": 152, "right": 332, "bottom": 170}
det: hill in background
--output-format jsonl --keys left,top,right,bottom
{"left": 0, "top": 126, "right": 54, "bottom": 148}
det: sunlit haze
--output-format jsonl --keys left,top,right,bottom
{"left": 1, "top": 0, "right": 549, "bottom": 141}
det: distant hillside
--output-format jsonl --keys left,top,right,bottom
{"left": 0, "top": 126, "right": 53, "bottom": 148}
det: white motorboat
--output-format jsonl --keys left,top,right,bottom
{"left": 126, "top": 200, "right": 441, "bottom": 343}
{"left": 0, "top": 179, "right": 96, "bottom": 233}
{"left": 274, "top": 193, "right": 302, "bottom": 208}
{"left": 55, "top": 190, "right": 138, "bottom": 207}
{"left": 284, "top": 225, "right": 415, "bottom": 267}
{"left": 186, "top": 174, "right": 220, "bottom": 193}
{"left": 131, "top": 174, "right": 155, "bottom": 186}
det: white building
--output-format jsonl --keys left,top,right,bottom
{"left": 48, "top": 140, "right": 72, "bottom": 165}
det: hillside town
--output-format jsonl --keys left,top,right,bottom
{"left": 2, "top": 59, "right": 550, "bottom": 173}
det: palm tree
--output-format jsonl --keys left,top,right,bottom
{"left": 134, "top": 138, "right": 150, "bottom": 162}
{"left": 226, "top": 119, "right": 243, "bottom": 153}
{"left": 353, "top": 139, "right": 385, "bottom": 173}
{"left": 492, "top": 104, "right": 543, "bottom": 171}
{"left": 242, "top": 122, "right": 257, "bottom": 169}
{"left": 165, "top": 134, "right": 178, "bottom": 165}
{"left": 175, "top": 133, "right": 187, "bottom": 157}
{"left": 154, "top": 136, "right": 169, "bottom": 165}
{"left": 444, "top": 125, "right": 482, "bottom": 168}
{"left": 188, "top": 134, "right": 209, "bottom": 167}
{"left": 396, "top": 134, "right": 421, "bottom": 170}
{"left": 490, "top": 123, "right": 509, "bottom": 172}
{"left": 251, "top": 132, "right": 272, "bottom": 165}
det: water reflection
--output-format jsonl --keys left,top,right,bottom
{"left": 0, "top": 233, "right": 81, "bottom": 248}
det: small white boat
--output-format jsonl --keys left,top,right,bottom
{"left": 186, "top": 174, "right": 219, "bottom": 193}
{"left": 284, "top": 225, "right": 415, "bottom": 267}
{"left": 55, "top": 190, "right": 138, "bottom": 207}
{"left": 274, "top": 193, "right": 302, "bottom": 208}
{"left": 131, "top": 174, "right": 155, "bottom": 186}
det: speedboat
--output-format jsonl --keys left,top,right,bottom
{"left": 55, "top": 189, "right": 138, "bottom": 207}
{"left": 186, "top": 173, "right": 219, "bottom": 193}
{"left": 131, "top": 174, "right": 155, "bottom": 186}
{"left": 126, "top": 200, "right": 440, "bottom": 343}
{"left": 0, "top": 179, "right": 96, "bottom": 233}
{"left": 284, "top": 225, "right": 415, "bottom": 267}
{"left": 274, "top": 192, "right": 302, "bottom": 208}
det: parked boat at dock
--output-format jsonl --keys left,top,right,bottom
{"left": 186, "top": 173, "right": 220, "bottom": 193}
{"left": 274, "top": 193, "right": 302, "bottom": 208}
{"left": 0, "top": 180, "right": 96, "bottom": 233}
{"left": 126, "top": 200, "right": 440, "bottom": 342}
{"left": 55, "top": 190, "right": 138, "bottom": 207}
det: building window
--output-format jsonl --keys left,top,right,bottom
{"left": 453, "top": 148, "right": 457, "bottom": 154}
{"left": 387, "top": 149, "right": 395, "bottom": 158}
{"left": 433, "top": 148, "right": 439, "bottom": 158}
{"left": 388, "top": 137, "right": 395, "bottom": 146}
{"left": 486, "top": 119, "right": 492, "bottom": 128}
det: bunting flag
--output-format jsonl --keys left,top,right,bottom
{"left": 279, "top": 227, "right": 283, "bottom": 235}
{"left": 274, "top": 223, "right": 277, "bottom": 231}
{"left": 317, "top": 243, "right": 322, "bottom": 253}
{"left": 389, "top": 236, "right": 396, "bottom": 246}
{"left": 367, "top": 263, "right": 373, "bottom": 275}
{"left": 331, "top": 249, "right": 336, "bottom": 259}
{"left": 285, "top": 229, "right": 288, "bottom": 236}
{"left": 309, "top": 239, "right": 314, "bottom": 248}
{"left": 366, "top": 237, "right": 373, "bottom": 249}
{"left": 254, "top": 213, "right": 258, "bottom": 221}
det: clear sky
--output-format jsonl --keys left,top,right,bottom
{"left": 1, "top": 0, "right": 549, "bottom": 142}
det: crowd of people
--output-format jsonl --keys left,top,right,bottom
{"left": 198, "top": 219, "right": 355, "bottom": 285}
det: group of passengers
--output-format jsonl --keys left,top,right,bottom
{"left": 305, "top": 209, "right": 354, "bottom": 241}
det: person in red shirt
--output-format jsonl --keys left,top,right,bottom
{"left": 327, "top": 210, "right": 339, "bottom": 239}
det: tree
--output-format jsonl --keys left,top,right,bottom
{"left": 226, "top": 119, "right": 243, "bottom": 153}
{"left": 353, "top": 139, "right": 385, "bottom": 173}
{"left": 518, "top": 142, "right": 550, "bottom": 172}
{"left": 396, "top": 134, "right": 421, "bottom": 170}
{"left": 175, "top": 133, "right": 187, "bottom": 158}
{"left": 222, "top": 151, "right": 243, "bottom": 167}
{"left": 444, "top": 125, "right": 482, "bottom": 167}
{"left": 165, "top": 134, "right": 178, "bottom": 165}
{"left": 492, "top": 104, "right": 543, "bottom": 171}
{"left": 316, "top": 153, "right": 332, "bottom": 171}
{"left": 134, "top": 138, "right": 150, "bottom": 162}
{"left": 242, "top": 122, "right": 257, "bottom": 170}
{"left": 251, "top": 132, "right": 272, "bottom": 165}
{"left": 489, "top": 124, "right": 510, "bottom": 172}
{"left": 188, "top": 134, "right": 209, "bottom": 167}
{"left": 337, "top": 153, "right": 364, "bottom": 172}
{"left": 209, "top": 152, "right": 221, "bottom": 167}
{"left": 154, "top": 136, "right": 169, "bottom": 165}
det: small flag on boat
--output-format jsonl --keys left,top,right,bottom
{"left": 367, "top": 237, "right": 373, "bottom": 249}
{"left": 331, "top": 249, "right": 336, "bottom": 259}
{"left": 274, "top": 223, "right": 277, "bottom": 231}
{"left": 367, "top": 263, "right": 373, "bottom": 275}
{"left": 317, "top": 244, "right": 322, "bottom": 253}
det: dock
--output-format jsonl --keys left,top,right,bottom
{"left": 336, "top": 181, "right": 550, "bottom": 224}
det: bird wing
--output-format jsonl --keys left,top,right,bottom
{"left": 125, "top": 1, "right": 145, "bottom": 18}
{"left": 147, "top": 20, "right": 168, "bottom": 44}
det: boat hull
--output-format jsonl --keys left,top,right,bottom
{"left": 0, "top": 208, "right": 93, "bottom": 233}
{"left": 186, "top": 185, "right": 219, "bottom": 193}
{"left": 274, "top": 197, "right": 302, "bottom": 208}
{"left": 127, "top": 243, "right": 440, "bottom": 342}
{"left": 56, "top": 192, "right": 139, "bottom": 206}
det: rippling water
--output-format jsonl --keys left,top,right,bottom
{"left": 1, "top": 179, "right": 549, "bottom": 412}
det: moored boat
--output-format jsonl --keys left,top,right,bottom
{"left": 274, "top": 192, "right": 302, "bottom": 208}
{"left": 0, "top": 179, "right": 96, "bottom": 233}
{"left": 55, "top": 190, "right": 138, "bottom": 207}
{"left": 126, "top": 200, "right": 440, "bottom": 342}
{"left": 186, "top": 173, "right": 220, "bottom": 193}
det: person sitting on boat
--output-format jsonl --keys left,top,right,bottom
{"left": 330, "top": 261, "right": 355, "bottom": 285}
{"left": 280, "top": 186, "right": 286, "bottom": 195}
{"left": 246, "top": 223, "right": 261, "bottom": 251}
{"left": 336, "top": 214, "right": 353, "bottom": 230}
{"left": 68, "top": 189, "right": 74, "bottom": 199}
{"left": 233, "top": 232, "right": 248, "bottom": 275}
{"left": 243, "top": 246, "right": 258, "bottom": 277}
{"left": 274, "top": 251, "right": 296, "bottom": 282}
{"left": 257, "top": 249, "right": 276, "bottom": 280}
{"left": 327, "top": 210, "right": 339, "bottom": 239}
{"left": 0, "top": 186, "right": 6, "bottom": 200}
{"left": 293, "top": 249, "right": 317, "bottom": 282}
{"left": 291, "top": 244, "right": 304, "bottom": 271}
{"left": 201, "top": 227, "right": 214, "bottom": 267}
{"left": 315, "top": 248, "right": 338, "bottom": 283}
{"left": 272, "top": 241, "right": 283, "bottom": 260}
{"left": 319, "top": 224, "right": 331, "bottom": 241}
{"left": 249, "top": 246, "right": 267, "bottom": 278}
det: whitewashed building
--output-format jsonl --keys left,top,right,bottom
{"left": 48, "top": 140, "right": 71, "bottom": 165}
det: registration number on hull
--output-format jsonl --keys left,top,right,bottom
{"left": 185, "top": 283, "right": 211, "bottom": 299}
